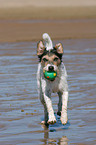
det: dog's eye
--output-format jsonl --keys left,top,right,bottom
{"left": 54, "top": 57, "right": 58, "bottom": 61}
{"left": 42, "top": 58, "right": 48, "bottom": 62}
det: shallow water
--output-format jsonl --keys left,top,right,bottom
{"left": 0, "top": 39, "right": 96, "bottom": 145}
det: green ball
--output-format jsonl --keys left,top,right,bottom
{"left": 43, "top": 70, "right": 57, "bottom": 81}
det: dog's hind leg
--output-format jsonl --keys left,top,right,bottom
{"left": 57, "top": 92, "right": 62, "bottom": 116}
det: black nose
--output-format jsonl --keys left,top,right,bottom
{"left": 48, "top": 66, "right": 54, "bottom": 71}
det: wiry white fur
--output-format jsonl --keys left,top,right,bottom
{"left": 42, "top": 33, "right": 53, "bottom": 51}
{"left": 37, "top": 62, "right": 68, "bottom": 125}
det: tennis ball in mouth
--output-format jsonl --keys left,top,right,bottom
{"left": 43, "top": 70, "right": 57, "bottom": 81}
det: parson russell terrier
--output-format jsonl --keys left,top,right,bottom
{"left": 37, "top": 33, "right": 68, "bottom": 125}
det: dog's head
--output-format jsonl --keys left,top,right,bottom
{"left": 37, "top": 40, "right": 63, "bottom": 73}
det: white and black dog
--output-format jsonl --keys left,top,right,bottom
{"left": 37, "top": 33, "right": 68, "bottom": 125}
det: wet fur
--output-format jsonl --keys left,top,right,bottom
{"left": 37, "top": 35, "right": 68, "bottom": 125}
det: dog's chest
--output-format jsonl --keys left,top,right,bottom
{"left": 48, "top": 79, "right": 59, "bottom": 93}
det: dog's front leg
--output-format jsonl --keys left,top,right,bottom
{"left": 60, "top": 91, "right": 68, "bottom": 125}
{"left": 43, "top": 93, "right": 56, "bottom": 124}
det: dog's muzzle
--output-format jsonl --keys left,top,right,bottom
{"left": 48, "top": 66, "right": 54, "bottom": 72}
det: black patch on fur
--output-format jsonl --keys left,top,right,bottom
{"left": 38, "top": 47, "right": 63, "bottom": 62}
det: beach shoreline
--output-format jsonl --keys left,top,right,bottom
{"left": 0, "top": 6, "right": 96, "bottom": 20}
{"left": 0, "top": 18, "right": 96, "bottom": 43}
{"left": 0, "top": 1, "right": 96, "bottom": 42}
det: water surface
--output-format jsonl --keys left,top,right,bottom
{"left": 0, "top": 39, "right": 96, "bottom": 145}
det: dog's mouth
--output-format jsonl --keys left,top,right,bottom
{"left": 43, "top": 70, "right": 57, "bottom": 81}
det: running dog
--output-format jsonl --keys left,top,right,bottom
{"left": 37, "top": 33, "right": 68, "bottom": 125}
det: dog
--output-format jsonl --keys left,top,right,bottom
{"left": 37, "top": 33, "right": 68, "bottom": 125}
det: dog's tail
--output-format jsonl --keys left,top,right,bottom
{"left": 42, "top": 33, "right": 53, "bottom": 51}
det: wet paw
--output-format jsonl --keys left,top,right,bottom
{"left": 41, "top": 121, "right": 49, "bottom": 127}
{"left": 47, "top": 119, "right": 56, "bottom": 124}
{"left": 41, "top": 121, "right": 45, "bottom": 124}
{"left": 60, "top": 115, "right": 68, "bottom": 125}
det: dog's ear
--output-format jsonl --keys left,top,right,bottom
{"left": 54, "top": 43, "right": 63, "bottom": 54}
{"left": 37, "top": 41, "right": 45, "bottom": 56}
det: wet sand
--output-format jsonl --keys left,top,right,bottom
{"left": 0, "top": 19, "right": 96, "bottom": 43}
{"left": 0, "top": 1, "right": 96, "bottom": 144}
{"left": 0, "top": 0, "right": 96, "bottom": 42}
{"left": 0, "top": 39, "right": 96, "bottom": 144}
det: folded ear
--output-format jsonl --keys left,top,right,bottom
{"left": 55, "top": 43, "right": 63, "bottom": 54}
{"left": 37, "top": 41, "right": 45, "bottom": 56}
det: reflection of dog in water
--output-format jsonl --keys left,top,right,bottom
{"left": 37, "top": 33, "right": 68, "bottom": 125}
{"left": 44, "top": 127, "right": 68, "bottom": 145}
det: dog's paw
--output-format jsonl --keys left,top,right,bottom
{"left": 60, "top": 115, "right": 68, "bottom": 125}
{"left": 41, "top": 121, "right": 45, "bottom": 124}
{"left": 41, "top": 121, "right": 49, "bottom": 127}
{"left": 47, "top": 117, "right": 56, "bottom": 124}
{"left": 47, "top": 119, "right": 56, "bottom": 124}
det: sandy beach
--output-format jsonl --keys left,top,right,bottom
{"left": 0, "top": 1, "right": 96, "bottom": 145}
{"left": 0, "top": 0, "right": 96, "bottom": 42}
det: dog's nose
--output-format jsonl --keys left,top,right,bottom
{"left": 48, "top": 66, "right": 54, "bottom": 71}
